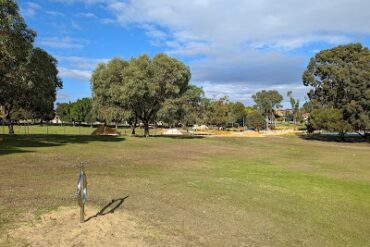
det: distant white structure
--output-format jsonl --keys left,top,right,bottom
{"left": 192, "top": 124, "right": 209, "bottom": 131}
{"left": 164, "top": 128, "right": 183, "bottom": 135}
{"left": 51, "top": 115, "right": 62, "bottom": 124}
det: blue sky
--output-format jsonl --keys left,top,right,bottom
{"left": 18, "top": 0, "right": 370, "bottom": 107}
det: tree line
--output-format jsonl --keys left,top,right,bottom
{"left": 56, "top": 43, "right": 370, "bottom": 139}
{"left": 56, "top": 71, "right": 303, "bottom": 136}
{"left": 1, "top": 1, "right": 368, "bottom": 138}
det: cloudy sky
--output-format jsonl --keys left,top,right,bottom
{"left": 19, "top": 0, "right": 370, "bottom": 106}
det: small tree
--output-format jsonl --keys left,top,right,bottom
{"left": 69, "top": 98, "right": 92, "bottom": 124}
{"left": 287, "top": 91, "right": 300, "bottom": 128}
{"left": 228, "top": 102, "right": 246, "bottom": 126}
{"left": 308, "top": 108, "right": 353, "bottom": 140}
{"left": 252, "top": 90, "right": 283, "bottom": 130}
{"left": 246, "top": 111, "right": 266, "bottom": 132}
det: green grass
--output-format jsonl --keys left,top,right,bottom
{"left": 0, "top": 132, "right": 369, "bottom": 246}
{"left": 0, "top": 124, "right": 159, "bottom": 135}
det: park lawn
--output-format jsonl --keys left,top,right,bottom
{"left": 0, "top": 133, "right": 369, "bottom": 246}
{"left": 0, "top": 124, "right": 162, "bottom": 136}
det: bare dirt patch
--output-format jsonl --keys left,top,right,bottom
{"left": 7, "top": 206, "right": 182, "bottom": 247}
{"left": 91, "top": 126, "right": 121, "bottom": 136}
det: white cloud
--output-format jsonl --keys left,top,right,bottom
{"left": 58, "top": 67, "right": 91, "bottom": 81}
{"left": 103, "top": 0, "right": 370, "bottom": 103}
{"left": 77, "top": 12, "right": 97, "bottom": 18}
{"left": 38, "top": 37, "right": 89, "bottom": 49}
{"left": 57, "top": 56, "right": 109, "bottom": 81}
{"left": 198, "top": 81, "right": 309, "bottom": 106}
{"left": 106, "top": 0, "right": 370, "bottom": 49}
{"left": 100, "top": 18, "right": 115, "bottom": 25}
{"left": 45, "top": 10, "right": 65, "bottom": 17}
{"left": 22, "top": 2, "right": 41, "bottom": 18}
{"left": 51, "top": 0, "right": 370, "bottom": 104}
{"left": 57, "top": 56, "right": 109, "bottom": 70}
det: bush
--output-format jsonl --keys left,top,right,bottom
{"left": 246, "top": 111, "right": 266, "bottom": 132}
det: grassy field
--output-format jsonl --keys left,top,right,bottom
{"left": 0, "top": 125, "right": 142, "bottom": 135}
{"left": 0, "top": 133, "right": 369, "bottom": 246}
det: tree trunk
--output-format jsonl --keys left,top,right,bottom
{"left": 144, "top": 122, "right": 150, "bottom": 137}
{"left": 131, "top": 115, "right": 137, "bottom": 135}
{"left": 339, "top": 131, "right": 345, "bottom": 142}
{"left": 265, "top": 115, "right": 269, "bottom": 130}
{"left": 5, "top": 114, "right": 14, "bottom": 135}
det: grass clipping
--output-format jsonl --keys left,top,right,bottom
{"left": 91, "top": 126, "right": 120, "bottom": 136}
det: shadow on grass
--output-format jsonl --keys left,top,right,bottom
{"left": 0, "top": 134, "right": 125, "bottom": 155}
{"left": 85, "top": 196, "right": 129, "bottom": 222}
{"left": 134, "top": 135, "right": 205, "bottom": 139}
{"left": 299, "top": 134, "right": 369, "bottom": 143}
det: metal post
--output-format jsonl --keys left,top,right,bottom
{"left": 77, "top": 163, "right": 87, "bottom": 223}
{"left": 80, "top": 199, "right": 85, "bottom": 223}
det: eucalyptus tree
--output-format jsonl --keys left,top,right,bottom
{"left": 91, "top": 58, "right": 130, "bottom": 128}
{"left": 303, "top": 43, "right": 370, "bottom": 137}
{"left": 252, "top": 90, "right": 283, "bottom": 130}
{"left": 0, "top": 1, "right": 62, "bottom": 133}
{"left": 228, "top": 102, "right": 246, "bottom": 126}
{"left": 157, "top": 85, "right": 204, "bottom": 127}
{"left": 287, "top": 91, "right": 300, "bottom": 126}
{"left": 25, "top": 48, "right": 62, "bottom": 121}
{"left": 117, "top": 54, "right": 191, "bottom": 137}
{"left": 0, "top": 0, "right": 35, "bottom": 133}
{"left": 246, "top": 111, "right": 266, "bottom": 132}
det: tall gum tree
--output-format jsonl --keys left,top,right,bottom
{"left": 303, "top": 43, "right": 370, "bottom": 137}
{"left": 1, "top": 1, "right": 61, "bottom": 134}
{"left": 0, "top": 0, "right": 35, "bottom": 133}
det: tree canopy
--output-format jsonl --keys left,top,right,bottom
{"left": 92, "top": 54, "right": 191, "bottom": 136}
{"left": 303, "top": 43, "right": 370, "bottom": 136}
{"left": 0, "top": 0, "right": 62, "bottom": 133}
{"left": 252, "top": 90, "right": 283, "bottom": 130}
{"left": 91, "top": 58, "right": 129, "bottom": 126}
{"left": 287, "top": 91, "right": 300, "bottom": 125}
{"left": 157, "top": 84, "right": 204, "bottom": 127}
{"left": 56, "top": 98, "right": 93, "bottom": 124}
{"left": 246, "top": 111, "right": 265, "bottom": 132}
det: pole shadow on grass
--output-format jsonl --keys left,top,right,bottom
{"left": 133, "top": 135, "right": 205, "bottom": 139}
{"left": 85, "top": 196, "right": 129, "bottom": 222}
{"left": 0, "top": 134, "right": 125, "bottom": 155}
